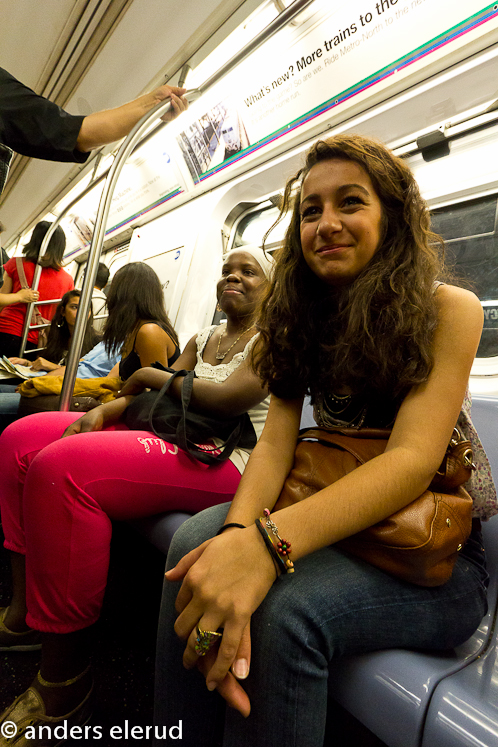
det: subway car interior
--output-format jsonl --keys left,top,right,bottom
{"left": 1, "top": 0, "right": 498, "bottom": 744}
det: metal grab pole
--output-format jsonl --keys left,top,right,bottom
{"left": 59, "top": 97, "right": 175, "bottom": 410}
{"left": 57, "top": 0, "right": 315, "bottom": 410}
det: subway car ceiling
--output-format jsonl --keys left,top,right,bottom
{"left": 0, "top": 0, "right": 264, "bottom": 238}
{"left": 2, "top": 0, "right": 498, "bottom": 390}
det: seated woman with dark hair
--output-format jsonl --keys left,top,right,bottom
{"left": 103, "top": 261, "right": 180, "bottom": 377}
{"left": 10, "top": 289, "right": 100, "bottom": 374}
{"left": 153, "top": 135, "right": 495, "bottom": 747}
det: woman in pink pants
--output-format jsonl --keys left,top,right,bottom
{"left": 0, "top": 246, "right": 272, "bottom": 746}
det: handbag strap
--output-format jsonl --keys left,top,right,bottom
{"left": 178, "top": 370, "right": 245, "bottom": 464}
{"left": 147, "top": 369, "right": 189, "bottom": 435}
{"left": 298, "top": 426, "right": 391, "bottom": 442}
{"left": 297, "top": 427, "right": 390, "bottom": 464}
{"left": 15, "top": 257, "right": 29, "bottom": 289}
{"left": 15, "top": 257, "right": 48, "bottom": 325}
{"left": 146, "top": 369, "right": 244, "bottom": 465}
{"left": 298, "top": 426, "right": 473, "bottom": 488}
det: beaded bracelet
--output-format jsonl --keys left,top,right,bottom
{"left": 216, "top": 522, "right": 246, "bottom": 536}
{"left": 256, "top": 509, "right": 295, "bottom": 574}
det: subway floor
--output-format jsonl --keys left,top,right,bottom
{"left": 0, "top": 523, "right": 164, "bottom": 746}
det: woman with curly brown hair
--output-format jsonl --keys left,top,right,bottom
{"left": 154, "top": 134, "right": 494, "bottom": 747}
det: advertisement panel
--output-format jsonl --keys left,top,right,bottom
{"left": 178, "top": 0, "right": 498, "bottom": 182}
{"left": 61, "top": 138, "right": 183, "bottom": 259}
{"left": 59, "top": 0, "right": 498, "bottom": 259}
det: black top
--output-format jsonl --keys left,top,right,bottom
{"left": 0, "top": 67, "right": 89, "bottom": 163}
{"left": 314, "top": 390, "right": 400, "bottom": 429}
{"left": 119, "top": 324, "right": 181, "bottom": 380}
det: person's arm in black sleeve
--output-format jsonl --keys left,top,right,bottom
{"left": 0, "top": 67, "right": 187, "bottom": 163}
{"left": 0, "top": 67, "right": 87, "bottom": 162}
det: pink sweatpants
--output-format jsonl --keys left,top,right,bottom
{"left": 0, "top": 412, "right": 241, "bottom": 633}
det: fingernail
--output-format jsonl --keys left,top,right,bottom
{"left": 206, "top": 681, "right": 216, "bottom": 691}
{"left": 232, "top": 658, "right": 249, "bottom": 679}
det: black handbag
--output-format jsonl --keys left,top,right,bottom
{"left": 124, "top": 369, "right": 257, "bottom": 465}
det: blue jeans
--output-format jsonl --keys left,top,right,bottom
{"left": 0, "top": 390, "right": 21, "bottom": 433}
{"left": 0, "top": 391, "right": 20, "bottom": 408}
{"left": 154, "top": 504, "right": 488, "bottom": 747}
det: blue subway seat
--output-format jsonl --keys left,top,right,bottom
{"left": 326, "top": 395, "right": 498, "bottom": 747}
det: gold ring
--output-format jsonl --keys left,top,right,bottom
{"left": 194, "top": 625, "right": 223, "bottom": 656}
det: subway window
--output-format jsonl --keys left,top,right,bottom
{"left": 431, "top": 194, "right": 498, "bottom": 359}
{"left": 232, "top": 202, "right": 289, "bottom": 252}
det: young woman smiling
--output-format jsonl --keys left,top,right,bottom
{"left": 153, "top": 135, "right": 494, "bottom": 747}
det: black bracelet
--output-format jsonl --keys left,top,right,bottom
{"left": 254, "top": 518, "right": 284, "bottom": 577}
{"left": 216, "top": 522, "right": 246, "bottom": 536}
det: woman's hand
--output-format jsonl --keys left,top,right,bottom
{"left": 9, "top": 356, "right": 55, "bottom": 372}
{"left": 62, "top": 407, "right": 106, "bottom": 437}
{"left": 117, "top": 367, "right": 172, "bottom": 397}
{"left": 16, "top": 288, "right": 39, "bottom": 304}
{"left": 61, "top": 395, "right": 134, "bottom": 437}
{"left": 166, "top": 526, "right": 276, "bottom": 709}
{"left": 30, "top": 357, "right": 57, "bottom": 372}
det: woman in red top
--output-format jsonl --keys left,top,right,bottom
{"left": 0, "top": 221, "right": 74, "bottom": 357}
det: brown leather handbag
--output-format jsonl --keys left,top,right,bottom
{"left": 17, "top": 394, "right": 100, "bottom": 416}
{"left": 274, "top": 427, "right": 474, "bottom": 586}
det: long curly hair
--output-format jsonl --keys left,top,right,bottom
{"left": 103, "top": 262, "right": 178, "bottom": 356}
{"left": 44, "top": 290, "right": 99, "bottom": 364}
{"left": 254, "top": 134, "right": 450, "bottom": 401}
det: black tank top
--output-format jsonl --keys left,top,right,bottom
{"left": 118, "top": 323, "right": 180, "bottom": 380}
{"left": 314, "top": 390, "right": 400, "bottom": 429}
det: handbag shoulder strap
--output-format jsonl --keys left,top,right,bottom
{"left": 14, "top": 257, "right": 47, "bottom": 327}
{"left": 299, "top": 426, "right": 474, "bottom": 489}
{"left": 14, "top": 257, "right": 49, "bottom": 324}
{"left": 15, "top": 257, "right": 29, "bottom": 289}
{"left": 177, "top": 371, "right": 247, "bottom": 464}
{"left": 147, "top": 369, "right": 190, "bottom": 434}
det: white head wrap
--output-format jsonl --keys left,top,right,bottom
{"left": 226, "top": 244, "right": 274, "bottom": 280}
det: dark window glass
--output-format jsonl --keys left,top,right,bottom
{"left": 432, "top": 195, "right": 498, "bottom": 358}
{"left": 431, "top": 196, "right": 496, "bottom": 239}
